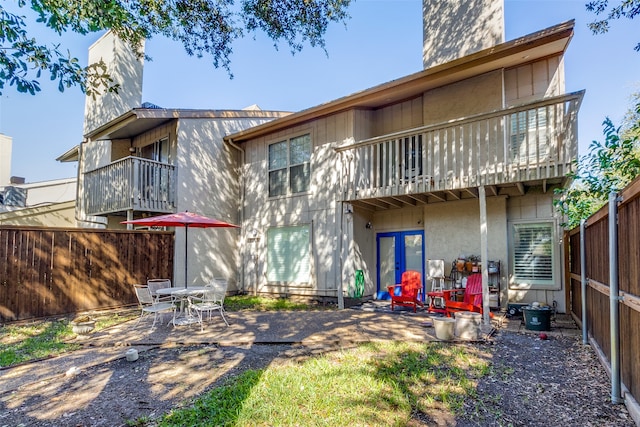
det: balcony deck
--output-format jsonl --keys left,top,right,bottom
{"left": 336, "top": 91, "right": 584, "bottom": 210}
{"left": 84, "top": 156, "right": 177, "bottom": 216}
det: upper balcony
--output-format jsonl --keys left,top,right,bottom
{"left": 336, "top": 91, "right": 584, "bottom": 209}
{"left": 84, "top": 156, "right": 177, "bottom": 216}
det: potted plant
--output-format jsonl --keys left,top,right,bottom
{"left": 70, "top": 315, "right": 96, "bottom": 335}
{"left": 466, "top": 255, "right": 480, "bottom": 272}
{"left": 456, "top": 258, "right": 466, "bottom": 272}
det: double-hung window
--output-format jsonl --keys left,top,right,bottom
{"left": 268, "top": 134, "right": 311, "bottom": 197}
{"left": 511, "top": 222, "right": 556, "bottom": 288}
{"left": 267, "top": 225, "right": 311, "bottom": 283}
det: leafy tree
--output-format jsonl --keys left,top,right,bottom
{"left": 0, "top": 0, "right": 351, "bottom": 95}
{"left": 554, "top": 97, "right": 640, "bottom": 228}
{"left": 586, "top": 0, "right": 640, "bottom": 51}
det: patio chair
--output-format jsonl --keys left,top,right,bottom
{"left": 147, "top": 278, "right": 172, "bottom": 302}
{"left": 133, "top": 284, "right": 176, "bottom": 329}
{"left": 443, "top": 273, "right": 494, "bottom": 318}
{"left": 187, "top": 284, "right": 229, "bottom": 331}
{"left": 387, "top": 270, "right": 424, "bottom": 312}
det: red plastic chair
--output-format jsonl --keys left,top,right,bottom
{"left": 443, "top": 273, "right": 493, "bottom": 318}
{"left": 387, "top": 270, "right": 424, "bottom": 312}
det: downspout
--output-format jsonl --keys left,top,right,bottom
{"left": 226, "top": 138, "right": 246, "bottom": 294}
{"left": 580, "top": 219, "right": 587, "bottom": 345}
{"left": 336, "top": 150, "right": 351, "bottom": 310}
{"left": 609, "top": 191, "right": 622, "bottom": 404}
{"left": 337, "top": 152, "right": 347, "bottom": 310}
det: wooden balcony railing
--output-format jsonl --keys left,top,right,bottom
{"left": 84, "top": 156, "right": 177, "bottom": 216}
{"left": 336, "top": 91, "right": 584, "bottom": 201}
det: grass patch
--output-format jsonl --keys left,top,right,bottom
{"left": 0, "top": 321, "right": 78, "bottom": 367}
{"left": 224, "top": 295, "right": 319, "bottom": 311}
{"left": 159, "top": 341, "right": 490, "bottom": 427}
{"left": 0, "top": 309, "right": 138, "bottom": 368}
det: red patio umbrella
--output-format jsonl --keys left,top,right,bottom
{"left": 122, "top": 211, "right": 240, "bottom": 287}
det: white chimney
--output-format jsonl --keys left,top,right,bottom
{"left": 83, "top": 31, "right": 145, "bottom": 135}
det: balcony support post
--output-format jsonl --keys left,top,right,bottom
{"left": 126, "top": 210, "right": 133, "bottom": 230}
{"left": 479, "top": 185, "right": 490, "bottom": 325}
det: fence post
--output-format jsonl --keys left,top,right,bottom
{"left": 609, "top": 191, "right": 622, "bottom": 404}
{"left": 580, "top": 219, "right": 587, "bottom": 345}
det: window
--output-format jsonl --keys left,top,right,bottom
{"left": 267, "top": 225, "right": 311, "bottom": 283}
{"left": 511, "top": 222, "right": 555, "bottom": 287}
{"left": 403, "top": 135, "right": 423, "bottom": 178}
{"left": 377, "top": 135, "right": 423, "bottom": 187}
{"left": 509, "top": 108, "right": 549, "bottom": 164}
{"left": 140, "top": 137, "right": 170, "bottom": 163}
{"left": 268, "top": 134, "right": 311, "bottom": 197}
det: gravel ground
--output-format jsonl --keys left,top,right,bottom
{"left": 456, "top": 330, "right": 635, "bottom": 427}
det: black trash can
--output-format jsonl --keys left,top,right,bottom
{"left": 522, "top": 307, "right": 552, "bottom": 331}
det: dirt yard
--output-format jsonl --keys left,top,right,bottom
{"left": 0, "top": 326, "right": 634, "bottom": 427}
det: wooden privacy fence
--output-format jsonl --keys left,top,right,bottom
{"left": 0, "top": 226, "right": 174, "bottom": 322}
{"left": 567, "top": 176, "right": 640, "bottom": 408}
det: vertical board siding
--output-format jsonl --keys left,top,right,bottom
{"left": 0, "top": 226, "right": 174, "bottom": 322}
{"left": 338, "top": 92, "right": 582, "bottom": 201}
{"left": 568, "top": 175, "right": 640, "bottom": 404}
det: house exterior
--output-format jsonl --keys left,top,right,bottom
{"left": 71, "top": 32, "right": 290, "bottom": 288}
{"left": 74, "top": 0, "right": 583, "bottom": 313}
{"left": 0, "top": 134, "right": 77, "bottom": 227}
{"left": 224, "top": 3, "right": 583, "bottom": 313}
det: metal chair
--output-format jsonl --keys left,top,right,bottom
{"left": 187, "top": 283, "right": 229, "bottom": 330}
{"left": 133, "top": 284, "right": 175, "bottom": 329}
{"left": 147, "top": 278, "right": 172, "bottom": 302}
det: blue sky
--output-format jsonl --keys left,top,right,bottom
{"left": 1, "top": 0, "right": 639, "bottom": 183}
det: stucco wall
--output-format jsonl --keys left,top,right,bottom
{"left": 76, "top": 140, "right": 111, "bottom": 227}
{"left": 0, "top": 201, "right": 76, "bottom": 226}
{"left": 367, "top": 199, "right": 507, "bottom": 299}
{"left": 506, "top": 190, "right": 566, "bottom": 312}
{"left": 349, "top": 209, "right": 375, "bottom": 298}
{"left": 422, "top": 0, "right": 504, "bottom": 69}
{"left": 174, "top": 116, "right": 280, "bottom": 290}
{"left": 83, "top": 31, "right": 144, "bottom": 134}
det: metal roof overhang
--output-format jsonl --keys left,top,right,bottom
{"left": 225, "top": 20, "right": 575, "bottom": 144}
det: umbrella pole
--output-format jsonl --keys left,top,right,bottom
{"left": 184, "top": 225, "right": 189, "bottom": 288}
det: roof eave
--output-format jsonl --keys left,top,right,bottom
{"left": 225, "top": 20, "right": 575, "bottom": 143}
{"left": 84, "top": 109, "right": 292, "bottom": 141}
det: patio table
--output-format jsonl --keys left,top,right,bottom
{"left": 156, "top": 286, "right": 209, "bottom": 325}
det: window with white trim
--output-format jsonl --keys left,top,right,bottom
{"left": 268, "top": 134, "right": 311, "bottom": 197}
{"left": 267, "top": 225, "right": 310, "bottom": 283}
{"left": 511, "top": 222, "right": 555, "bottom": 287}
